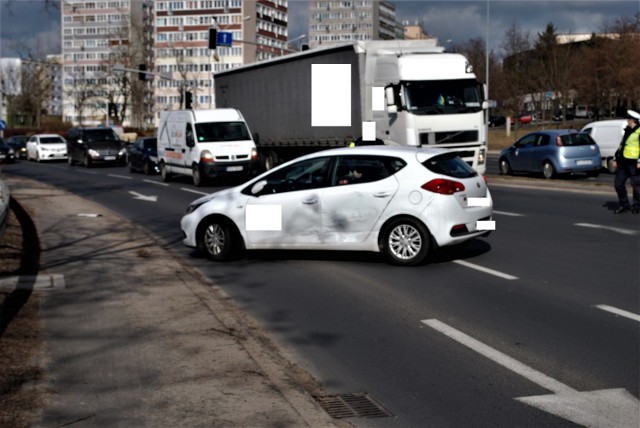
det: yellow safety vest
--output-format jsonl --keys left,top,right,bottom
{"left": 623, "top": 128, "right": 640, "bottom": 159}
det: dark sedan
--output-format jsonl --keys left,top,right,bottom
{"left": 0, "top": 139, "right": 16, "bottom": 164}
{"left": 6, "top": 135, "right": 28, "bottom": 159}
{"left": 128, "top": 136, "right": 158, "bottom": 174}
{"left": 499, "top": 130, "right": 601, "bottom": 179}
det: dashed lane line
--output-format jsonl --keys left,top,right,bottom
{"left": 453, "top": 260, "right": 519, "bottom": 280}
{"left": 595, "top": 305, "right": 640, "bottom": 323}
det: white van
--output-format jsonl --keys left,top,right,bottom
{"left": 581, "top": 119, "right": 625, "bottom": 173}
{"left": 157, "top": 109, "right": 259, "bottom": 186}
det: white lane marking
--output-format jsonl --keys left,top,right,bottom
{"left": 181, "top": 187, "right": 210, "bottom": 196}
{"left": 108, "top": 174, "right": 132, "bottom": 180}
{"left": 574, "top": 223, "right": 638, "bottom": 236}
{"left": 128, "top": 191, "right": 157, "bottom": 202}
{"left": 453, "top": 260, "right": 518, "bottom": 280}
{"left": 144, "top": 179, "right": 170, "bottom": 187}
{"left": 595, "top": 305, "right": 640, "bottom": 323}
{"left": 493, "top": 210, "right": 524, "bottom": 217}
{"left": 422, "top": 319, "right": 640, "bottom": 428}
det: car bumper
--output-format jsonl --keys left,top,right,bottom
{"left": 201, "top": 160, "right": 260, "bottom": 178}
{"left": 556, "top": 158, "right": 601, "bottom": 173}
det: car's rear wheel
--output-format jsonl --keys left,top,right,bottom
{"left": 499, "top": 158, "right": 512, "bottom": 175}
{"left": 381, "top": 218, "right": 430, "bottom": 266}
{"left": 542, "top": 161, "right": 556, "bottom": 179}
{"left": 198, "top": 218, "right": 243, "bottom": 261}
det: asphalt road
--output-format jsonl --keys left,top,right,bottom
{"left": 2, "top": 159, "right": 638, "bottom": 427}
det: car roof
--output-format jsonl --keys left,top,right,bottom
{"left": 303, "top": 145, "right": 448, "bottom": 160}
{"left": 34, "top": 133, "right": 64, "bottom": 138}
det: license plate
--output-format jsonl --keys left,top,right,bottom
{"left": 576, "top": 160, "right": 592, "bottom": 165}
{"left": 226, "top": 166, "right": 243, "bottom": 172}
{"left": 104, "top": 156, "right": 116, "bottom": 161}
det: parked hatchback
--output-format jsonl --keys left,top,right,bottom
{"left": 499, "top": 130, "right": 601, "bottom": 179}
{"left": 181, "top": 146, "right": 493, "bottom": 266}
{"left": 67, "top": 127, "right": 127, "bottom": 167}
{"left": 27, "top": 134, "right": 67, "bottom": 162}
{"left": 128, "top": 136, "right": 158, "bottom": 174}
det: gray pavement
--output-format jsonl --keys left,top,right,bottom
{"left": 3, "top": 175, "right": 342, "bottom": 428}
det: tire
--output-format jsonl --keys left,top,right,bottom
{"left": 198, "top": 218, "right": 243, "bottom": 261}
{"left": 143, "top": 160, "right": 151, "bottom": 175}
{"left": 381, "top": 217, "right": 430, "bottom": 266}
{"left": 129, "top": 158, "right": 135, "bottom": 173}
{"left": 499, "top": 158, "right": 512, "bottom": 175}
{"left": 542, "top": 161, "right": 556, "bottom": 179}
{"left": 68, "top": 155, "right": 74, "bottom": 166}
{"left": 160, "top": 162, "right": 171, "bottom": 182}
{"left": 83, "top": 155, "right": 92, "bottom": 168}
{"left": 606, "top": 158, "right": 616, "bottom": 174}
{"left": 263, "top": 151, "right": 277, "bottom": 171}
{"left": 193, "top": 164, "right": 203, "bottom": 187}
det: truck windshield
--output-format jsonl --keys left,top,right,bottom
{"left": 195, "top": 121, "right": 251, "bottom": 143}
{"left": 403, "top": 79, "right": 483, "bottom": 114}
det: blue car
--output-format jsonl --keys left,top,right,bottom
{"left": 128, "top": 136, "right": 158, "bottom": 174}
{"left": 499, "top": 130, "right": 601, "bottom": 179}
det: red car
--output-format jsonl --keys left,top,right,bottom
{"left": 518, "top": 113, "right": 534, "bottom": 124}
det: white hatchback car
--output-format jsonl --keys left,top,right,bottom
{"left": 27, "top": 134, "right": 67, "bottom": 162}
{"left": 181, "top": 146, "right": 493, "bottom": 266}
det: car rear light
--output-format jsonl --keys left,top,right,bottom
{"left": 483, "top": 175, "right": 488, "bottom": 184}
{"left": 450, "top": 224, "right": 469, "bottom": 237}
{"left": 556, "top": 136, "right": 563, "bottom": 146}
{"left": 422, "top": 178, "right": 465, "bottom": 195}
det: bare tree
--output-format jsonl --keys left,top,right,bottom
{"left": 500, "top": 22, "right": 532, "bottom": 117}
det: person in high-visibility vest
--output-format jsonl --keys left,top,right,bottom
{"left": 613, "top": 110, "right": 640, "bottom": 214}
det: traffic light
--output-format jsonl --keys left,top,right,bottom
{"left": 208, "top": 28, "right": 217, "bottom": 49}
{"left": 138, "top": 64, "right": 147, "bottom": 81}
{"left": 185, "top": 91, "right": 193, "bottom": 109}
{"left": 108, "top": 102, "right": 117, "bottom": 117}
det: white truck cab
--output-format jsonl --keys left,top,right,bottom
{"left": 157, "top": 109, "right": 259, "bottom": 186}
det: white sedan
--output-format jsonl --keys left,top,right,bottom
{"left": 27, "top": 134, "right": 67, "bottom": 162}
{"left": 181, "top": 146, "right": 493, "bottom": 266}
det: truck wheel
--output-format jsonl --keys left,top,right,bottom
{"left": 381, "top": 217, "right": 430, "bottom": 266}
{"left": 606, "top": 158, "right": 616, "bottom": 174}
{"left": 198, "top": 218, "right": 243, "bottom": 261}
{"left": 160, "top": 162, "right": 171, "bottom": 182}
{"left": 263, "top": 151, "right": 278, "bottom": 171}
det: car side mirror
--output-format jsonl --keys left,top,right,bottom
{"left": 251, "top": 180, "right": 267, "bottom": 196}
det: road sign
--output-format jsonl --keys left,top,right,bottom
{"left": 0, "top": 120, "right": 6, "bottom": 131}
{"left": 217, "top": 31, "right": 232, "bottom": 47}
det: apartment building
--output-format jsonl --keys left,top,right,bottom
{"left": 61, "top": 0, "right": 145, "bottom": 126}
{"left": 308, "top": 0, "right": 397, "bottom": 48}
{"left": 153, "top": 0, "right": 289, "bottom": 118}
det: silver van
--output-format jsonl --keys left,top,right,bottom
{"left": 581, "top": 119, "right": 625, "bottom": 173}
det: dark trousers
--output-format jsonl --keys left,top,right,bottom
{"left": 614, "top": 159, "right": 640, "bottom": 208}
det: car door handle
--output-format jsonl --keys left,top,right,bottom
{"left": 302, "top": 198, "right": 318, "bottom": 205}
{"left": 374, "top": 192, "right": 391, "bottom": 198}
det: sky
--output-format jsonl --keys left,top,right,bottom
{"left": 1, "top": 0, "right": 639, "bottom": 59}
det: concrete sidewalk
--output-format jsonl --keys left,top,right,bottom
{"left": 3, "top": 175, "right": 341, "bottom": 427}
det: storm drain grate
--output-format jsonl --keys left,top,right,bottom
{"left": 314, "top": 393, "right": 394, "bottom": 419}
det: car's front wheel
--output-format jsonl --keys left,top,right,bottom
{"left": 381, "top": 218, "right": 430, "bottom": 266}
{"left": 198, "top": 218, "right": 243, "bottom": 261}
{"left": 160, "top": 162, "right": 171, "bottom": 182}
{"left": 499, "top": 158, "right": 512, "bottom": 175}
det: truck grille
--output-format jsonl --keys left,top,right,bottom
{"left": 420, "top": 130, "right": 478, "bottom": 145}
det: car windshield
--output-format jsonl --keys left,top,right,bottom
{"left": 195, "top": 121, "right": 251, "bottom": 143}
{"left": 559, "top": 133, "right": 595, "bottom": 146}
{"left": 404, "top": 79, "right": 483, "bottom": 114}
{"left": 143, "top": 139, "right": 157, "bottom": 150}
{"left": 84, "top": 130, "right": 119, "bottom": 143}
{"left": 41, "top": 137, "right": 65, "bottom": 144}
{"left": 423, "top": 152, "right": 478, "bottom": 178}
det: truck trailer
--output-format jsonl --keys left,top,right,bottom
{"left": 214, "top": 40, "right": 490, "bottom": 173}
